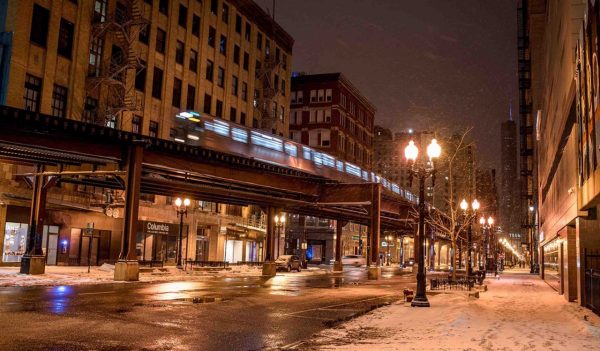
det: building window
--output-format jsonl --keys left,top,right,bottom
{"left": 221, "top": 3, "right": 229, "bottom": 22}
{"left": 310, "top": 90, "right": 316, "bottom": 102}
{"left": 219, "top": 35, "right": 227, "bottom": 55}
{"left": 159, "top": 0, "right": 168, "bottom": 14}
{"left": 210, "top": 0, "right": 218, "bottom": 15}
{"left": 30, "top": 4, "right": 50, "bottom": 47}
{"left": 215, "top": 100, "right": 223, "bottom": 117}
{"left": 178, "top": 4, "right": 187, "bottom": 28}
{"left": 230, "top": 107, "right": 237, "bottom": 122}
{"left": 175, "top": 41, "right": 184, "bottom": 64}
{"left": 325, "top": 109, "right": 331, "bottom": 122}
{"left": 255, "top": 60, "right": 261, "bottom": 76}
{"left": 309, "top": 130, "right": 330, "bottom": 147}
{"left": 235, "top": 14, "right": 242, "bottom": 34}
{"left": 57, "top": 19, "right": 74, "bottom": 58}
{"left": 149, "top": 121, "right": 159, "bottom": 137}
{"left": 208, "top": 26, "right": 216, "bottom": 47}
{"left": 203, "top": 93, "right": 212, "bottom": 114}
{"left": 232, "top": 75, "right": 238, "bottom": 96}
{"left": 189, "top": 49, "right": 198, "bottom": 72}
{"left": 241, "top": 82, "right": 248, "bottom": 101}
{"left": 291, "top": 91, "right": 296, "bottom": 104}
{"left": 187, "top": 85, "right": 196, "bottom": 110}
{"left": 253, "top": 89, "right": 259, "bottom": 107}
{"left": 279, "top": 105, "right": 284, "bottom": 121}
{"left": 282, "top": 54, "right": 287, "bottom": 70}
{"left": 83, "top": 97, "right": 98, "bottom": 123}
{"left": 93, "top": 0, "right": 107, "bottom": 23}
{"left": 172, "top": 78, "right": 182, "bottom": 107}
{"left": 245, "top": 22, "right": 251, "bottom": 41}
{"left": 233, "top": 45, "right": 240, "bottom": 64}
{"left": 88, "top": 37, "right": 103, "bottom": 77}
{"left": 51, "top": 85, "right": 68, "bottom": 118}
{"left": 217, "top": 67, "right": 225, "bottom": 87}
{"left": 139, "top": 24, "right": 150, "bottom": 44}
{"left": 105, "top": 115, "right": 117, "bottom": 129}
{"left": 281, "top": 80, "right": 286, "bottom": 96}
{"left": 135, "top": 60, "right": 147, "bottom": 91}
{"left": 326, "top": 89, "right": 332, "bottom": 101}
{"left": 23, "top": 74, "right": 42, "bottom": 113}
{"left": 152, "top": 67, "right": 163, "bottom": 99}
{"left": 257, "top": 32, "right": 262, "bottom": 50}
{"left": 132, "top": 115, "right": 142, "bottom": 133}
{"left": 297, "top": 91, "right": 303, "bottom": 103}
{"left": 243, "top": 52, "right": 249, "bottom": 71}
{"left": 318, "top": 89, "right": 324, "bottom": 102}
{"left": 265, "top": 40, "right": 271, "bottom": 59}
{"left": 240, "top": 112, "right": 246, "bottom": 125}
{"left": 192, "top": 15, "right": 201, "bottom": 37}
{"left": 206, "top": 59, "right": 214, "bottom": 81}
{"left": 156, "top": 28, "right": 166, "bottom": 54}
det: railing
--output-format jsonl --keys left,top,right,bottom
{"left": 186, "top": 260, "right": 229, "bottom": 269}
{"left": 430, "top": 277, "right": 475, "bottom": 291}
{"left": 233, "top": 261, "right": 264, "bottom": 267}
{"left": 138, "top": 260, "right": 163, "bottom": 268}
{"left": 585, "top": 269, "right": 600, "bottom": 315}
{"left": 585, "top": 249, "right": 600, "bottom": 315}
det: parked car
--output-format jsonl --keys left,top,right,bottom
{"left": 341, "top": 255, "right": 367, "bottom": 267}
{"left": 404, "top": 257, "right": 415, "bottom": 267}
{"left": 275, "top": 255, "right": 302, "bottom": 272}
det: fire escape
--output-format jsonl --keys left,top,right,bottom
{"left": 255, "top": 44, "right": 282, "bottom": 133}
{"left": 86, "top": 0, "right": 148, "bottom": 127}
{"left": 517, "top": 0, "right": 538, "bottom": 271}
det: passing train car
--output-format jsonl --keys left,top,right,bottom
{"left": 171, "top": 111, "right": 417, "bottom": 203}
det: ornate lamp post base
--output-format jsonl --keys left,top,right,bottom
{"left": 411, "top": 296, "right": 431, "bottom": 307}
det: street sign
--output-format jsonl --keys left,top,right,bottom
{"left": 352, "top": 235, "right": 360, "bottom": 241}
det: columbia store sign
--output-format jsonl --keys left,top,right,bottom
{"left": 141, "top": 221, "right": 177, "bottom": 235}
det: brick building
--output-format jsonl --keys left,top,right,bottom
{"left": 290, "top": 73, "right": 375, "bottom": 170}
{"left": 0, "top": 0, "right": 292, "bottom": 266}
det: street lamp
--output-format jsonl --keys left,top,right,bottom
{"left": 460, "top": 198, "right": 479, "bottom": 277}
{"left": 385, "top": 235, "right": 393, "bottom": 266}
{"left": 405, "top": 137, "right": 441, "bottom": 307}
{"left": 479, "top": 215, "right": 494, "bottom": 273}
{"left": 274, "top": 213, "right": 286, "bottom": 258}
{"left": 174, "top": 197, "right": 191, "bottom": 269}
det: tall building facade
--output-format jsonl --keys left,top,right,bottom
{"left": 0, "top": 0, "right": 294, "bottom": 267}
{"left": 525, "top": 0, "right": 600, "bottom": 314}
{"left": 0, "top": 0, "right": 292, "bottom": 136}
{"left": 499, "top": 118, "right": 521, "bottom": 237}
{"left": 285, "top": 73, "right": 376, "bottom": 263}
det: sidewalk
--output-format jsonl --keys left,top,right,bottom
{"left": 0, "top": 264, "right": 329, "bottom": 287}
{"left": 300, "top": 272, "right": 600, "bottom": 350}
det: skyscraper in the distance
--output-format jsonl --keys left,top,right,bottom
{"left": 499, "top": 106, "right": 521, "bottom": 239}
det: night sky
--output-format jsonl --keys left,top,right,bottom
{"left": 255, "top": 0, "right": 518, "bottom": 169}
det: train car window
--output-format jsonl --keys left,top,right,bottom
{"left": 302, "top": 147, "right": 312, "bottom": 160}
{"left": 284, "top": 142, "right": 297, "bottom": 157}
{"left": 345, "top": 163, "right": 361, "bottom": 178}
{"left": 250, "top": 131, "right": 283, "bottom": 152}
{"left": 231, "top": 127, "right": 248, "bottom": 143}
{"left": 336, "top": 160, "right": 344, "bottom": 172}
{"left": 205, "top": 119, "right": 230, "bottom": 136}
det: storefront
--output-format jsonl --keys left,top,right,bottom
{"left": 1, "top": 205, "right": 30, "bottom": 264}
{"left": 136, "top": 220, "right": 185, "bottom": 265}
{"left": 543, "top": 237, "right": 561, "bottom": 291}
{"left": 223, "top": 228, "right": 263, "bottom": 263}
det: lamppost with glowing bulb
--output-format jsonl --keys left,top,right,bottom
{"left": 385, "top": 235, "right": 393, "bottom": 266}
{"left": 274, "top": 213, "right": 286, "bottom": 259}
{"left": 404, "top": 138, "right": 441, "bottom": 307}
{"left": 175, "top": 197, "right": 191, "bottom": 269}
{"left": 479, "top": 215, "right": 494, "bottom": 272}
{"left": 460, "top": 198, "right": 479, "bottom": 277}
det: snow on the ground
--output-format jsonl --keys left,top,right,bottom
{"left": 303, "top": 271, "right": 600, "bottom": 351}
{"left": 0, "top": 264, "right": 329, "bottom": 287}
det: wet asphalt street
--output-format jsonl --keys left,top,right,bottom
{"left": 0, "top": 267, "right": 415, "bottom": 351}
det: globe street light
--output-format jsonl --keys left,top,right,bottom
{"left": 461, "top": 198, "right": 479, "bottom": 277}
{"left": 175, "top": 197, "right": 191, "bottom": 269}
{"left": 405, "top": 137, "right": 441, "bottom": 307}
{"left": 274, "top": 213, "right": 286, "bottom": 258}
{"left": 479, "top": 215, "right": 494, "bottom": 273}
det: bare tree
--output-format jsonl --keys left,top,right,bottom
{"left": 424, "top": 127, "right": 477, "bottom": 280}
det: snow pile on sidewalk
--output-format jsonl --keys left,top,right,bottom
{"left": 0, "top": 266, "right": 117, "bottom": 287}
{"left": 302, "top": 273, "right": 600, "bottom": 350}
